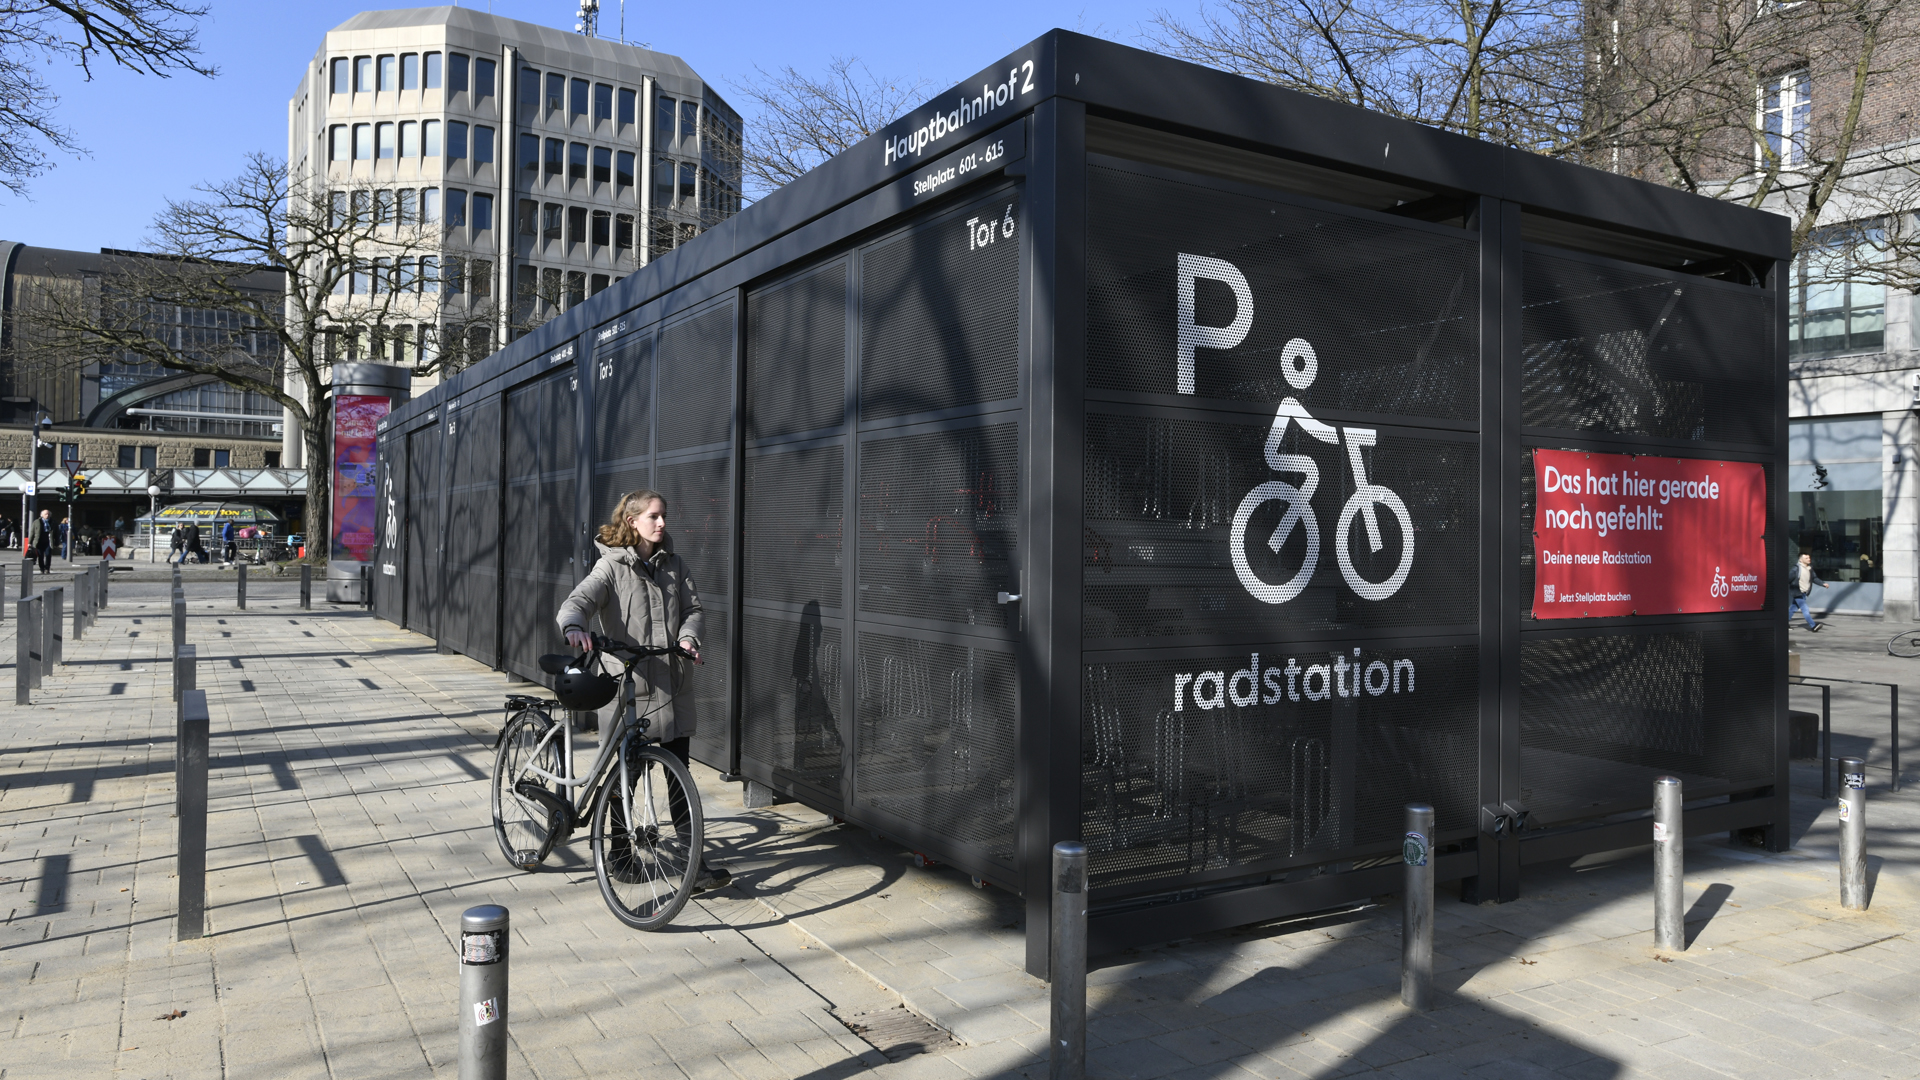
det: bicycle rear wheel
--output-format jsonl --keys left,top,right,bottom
{"left": 1888, "top": 632, "right": 1920, "bottom": 658}
{"left": 492, "top": 709, "right": 563, "bottom": 869}
{"left": 591, "top": 743, "right": 703, "bottom": 930}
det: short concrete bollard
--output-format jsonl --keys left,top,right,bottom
{"left": 174, "top": 642, "right": 196, "bottom": 704}
{"left": 177, "top": 689, "right": 210, "bottom": 939}
{"left": 19, "top": 560, "right": 30, "bottom": 603}
{"left": 1838, "top": 756, "right": 1867, "bottom": 910}
{"left": 459, "top": 905, "right": 511, "bottom": 1080}
{"left": 15, "top": 597, "right": 37, "bottom": 703}
{"left": 72, "top": 572, "right": 86, "bottom": 642}
{"left": 44, "top": 586, "right": 62, "bottom": 667}
{"left": 237, "top": 562, "right": 247, "bottom": 610}
{"left": 1402, "top": 803, "right": 1435, "bottom": 1010}
{"left": 172, "top": 590, "right": 186, "bottom": 652}
{"left": 99, "top": 560, "right": 109, "bottom": 609}
{"left": 300, "top": 563, "right": 312, "bottom": 608}
{"left": 23, "top": 595, "right": 44, "bottom": 691}
{"left": 1050, "top": 841, "right": 1088, "bottom": 1080}
{"left": 1653, "top": 776, "right": 1684, "bottom": 951}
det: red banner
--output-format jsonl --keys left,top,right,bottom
{"left": 1532, "top": 449, "right": 1767, "bottom": 619}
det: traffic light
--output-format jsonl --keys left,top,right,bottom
{"left": 71, "top": 475, "right": 88, "bottom": 497}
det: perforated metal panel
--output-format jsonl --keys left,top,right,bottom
{"left": 593, "top": 332, "right": 653, "bottom": 467}
{"left": 746, "top": 443, "right": 844, "bottom": 608}
{"left": 503, "top": 368, "right": 579, "bottom": 677}
{"left": 658, "top": 454, "right": 733, "bottom": 764}
{"left": 439, "top": 397, "right": 501, "bottom": 665}
{"left": 1519, "top": 629, "right": 1775, "bottom": 825}
{"left": 405, "top": 427, "right": 442, "bottom": 637}
{"left": 1086, "top": 164, "right": 1480, "bottom": 422}
{"left": 748, "top": 260, "right": 847, "bottom": 439}
{"left": 858, "top": 423, "right": 1019, "bottom": 630}
{"left": 658, "top": 306, "right": 734, "bottom": 452}
{"left": 372, "top": 430, "right": 405, "bottom": 623}
{"left": 1521, "top": 251, "right": 1775, "bottom": 445}
{"left": 741, "top": 610, "right": 844, "bottom": 806}
{"left": 854, "top": 631, "right": 1017, "bottom": 866}
{"left": 1083, "top": 412, "right": 1477, "bottom": 639}
{"left": 860, "top": 186, "right": 1021, "bottom": 418}
{"left": 1081, "top": 643, "right": 1478, "bottom": 891}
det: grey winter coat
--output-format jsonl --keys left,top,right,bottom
{"left": 555, "top": 536, "right": 705, "bottom": 741}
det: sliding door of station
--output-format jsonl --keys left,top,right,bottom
{"left": 503, "top": 366, "right": 581, "bottom": 677}
{"left": 439, "top": 395, "right": 503, "bottom": 667}
{"left": 404, "top": 424, "right": 442, "bottom": 637}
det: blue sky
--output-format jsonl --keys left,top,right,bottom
{"left": 0, "top": 0, "right": 1168, "bottom": 253}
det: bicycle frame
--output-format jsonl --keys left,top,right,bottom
{"left": 512, "top": 643, "right": 679, "bottom": 831}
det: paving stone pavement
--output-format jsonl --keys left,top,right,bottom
{"left": 1, "top": 584, "right": 1916, "bottom": 1080}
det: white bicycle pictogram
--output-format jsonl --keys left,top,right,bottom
{"left": 1229, "top": 338, "right": 1415, "bottom": 605}
{"left": 1710, "top": 568, "right": 1729, "bottom": 598}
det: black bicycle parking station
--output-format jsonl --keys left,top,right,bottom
{"left": 372, "top": 31, "right": 1790, "bottom": 976}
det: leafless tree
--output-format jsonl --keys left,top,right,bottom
{"left": 0, "top": 0, "right": 215, "bottom": 194}
{"left": 730, "top": 57, "right": 930, "bottom": 198}
{"left": 9, "top": 152, "right": 494, "bottom": 555}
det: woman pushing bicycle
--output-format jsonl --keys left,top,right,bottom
{"left": 556, "top": 488, "right": 730, "bottom": 894}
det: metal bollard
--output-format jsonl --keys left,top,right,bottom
{"left": 237, "top": 562, "right": 247, "bottom": 610}
{"left": 24, "top": 595, "right": 43, "bottom": 691}
{"left": 174, "top": 642, "right": 196, "bottom": 704}
{"left": 174, "top": 644, "right": 196, "bottom": 820}
{"left": 1653, "top": 776, "right": 1684, "bottom": 951}
{"left": 45, "top": 586, "right": 62, "bottom": 667}
{"left": 15, "top": 597, "right": 33, "bottom": 703}
{"left": 300, "top": 563, "right": 312, "bottom": 609}
{"left": 72, "top": 577, "right": 84, "bottom": 642}
{"left": 1049, "top": 841, "right": 1088, "bottom": 1080}
{"left": 177, "top": 688, "right": 210, "bottom": 939}
{"left": 20, "top": 560, "right": 30, "bottom": 603}
{"left": 172, "top": 591, "right": 186, "bottom": 652}
{"left": 1838, "top": 756, "right": 1867, "bottom": 910}
{"left": 459, "top": 905, "right": 511, "bottom": 1080}
{"left": 1401, "top": 803, "right": 1435, "bottom": 1010}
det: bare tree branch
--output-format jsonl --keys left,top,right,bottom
{"left": 730, "top": 57, "right": 930, "bottom": 199}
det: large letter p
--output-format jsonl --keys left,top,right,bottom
{"left": 1176, "top": 253, "right": 1253, "bottom": 395}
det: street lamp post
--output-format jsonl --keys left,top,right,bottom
{"left": 148, "top": 485, "right": 162, "bottom": 563}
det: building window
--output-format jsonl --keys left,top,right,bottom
{"left": 331, "top": 57, "right": 349, "bottom": 95}
{"left": 519, "top": 133, "right": 539, "bottom": 178}
{"left": 214, "top": 449, "right": 231, "bottom": 468}
{"left": 354, "top": 55, "right": 372, "bottom": 92}
{"left": 593, "top": 82, "right": 613, "bottom": 124}
{"left": 395, "top": 256, "right": 416, "bottom": 291}
{"left": 615, "top": 213, "right": 634, "bottom": 253}
{"left": 591, "top": 208, "right": 611, "bottom": 247}
{"left": 377, "top": 54, "right": 395, "bottom": 92}
{"left": 423, "top": 119, "right": 442, "bottom": 157}
{"left": 544, "top": 137, "right": 563, "bottom": 179}
{"left": 474, "top": 125, "right": 495, "bottom": 166}
{"left": 568, "top": 205, "right": 588, "bottom": 247}
{"left": 618, "top": 87, "right": 636, "bottom": 128}
{"left": 1761, "top": 69, "right": 1811, "bottom": 167}
{"left": 571, "top": 77, "right": 589, "bottom": 119}
{"left": 443, "top": 256, "right": 465, "bottom": 295}
{"left": 422, "top": 186, "right": 441, "bottom": 222}
{"left": 424, "top": 51, "right": 442, "bottom": 90}
{"left": 376, "top": 122, "right": 395, "bottom": 159}
{"left": 679, "top": 100, "right": 698, "bottom": 144}
{"left": 192, "top": 448, "right": 211, "bottom": 468}
{"left": 353, "top": 124, "right": 372, "bottom": 160}
{"left": 140, "top": 445, "right": 157, "bottom": 469}
{"left": 416, "top": 255, "right": 436, "bottom": 294}
{"left": 446, "top": 189, "right": 467, "bottom": 228}
{"left": 566, "top": 271, "right": 586, "bottom": 309}
{"left": 616, "top": 151, "right": 634, "bottom": 191}
{"left": 542, "top": 267, "right": 563, "bottom": 310}
{"left": 398, "top": 188, "right": 418, "bottom": 223}
{"left": 329, "top": 125, "right": 348, "bottom": 161}
{"left": 656, "top": 93, "right": 675, "bottom": 148}
{"left": 543, "top": 202, "right": 562, "bottom": 243}
{"left": 1791, "top": 223, "right": 1885, "bottom": 357}
{"left": 475, "top": 58, "right": 496, "bottom": 103}
{"left": 470, "top": 260, "right": 492, "bottom": 299}
{"left": 593, "top": 146, "right": 611, "bottom": 187}
{"left": 519, "top": 66, "right": 540, "bottom": 105}
{"left": 265, "top": 451, "right": 281, "bottom": 468}
{"left": 448, "top": 121, "right": 468, "bottom": 161}
{"left": 546, "top": 72, "right": 564, "bottom": 113}
{"left": 569, "top": 142, "right": 587, "bottom": 184}
{"left": 375, "top": 189, "right": 395, "bottom": 223}
{"left": 590, "top": 272, "right": 609, "bottom": 296}
{"left": 401, "top": 52, "right": 418, "bottom": 90}
{"left": 1789, "top": 417, "right": 1884, "bottom": 594}
{"left": 449, "top": 52, "right": 470, "bottom": 94}
{"left": 679, "top": 161, "right": 696, "bottom": 206}
{"left": 372, "top": 256, "right": 391, "bottom": 293}
{"left": 654, "top": 155, "right": 673, "bottom": 207}
{"left": 118, "top": 444, "right": 136, "bottom": 468}
{"left": 472, "top": 192, "right": 493, "bottom": 232}
{"left": 518, "top": 198, "right": 538, "bottom": 236}
{"left": 400, "top": 120, "right": 418, "bottom": 158}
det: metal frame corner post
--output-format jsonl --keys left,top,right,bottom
{"left": 1654, "top": 776, "right": 1684, "bottom": 951}
{"left": 1049, "top": 841, "right": 1088, "bottom": 1080}
{"left": 45, "top": 586, "right": 62, "bottom": 666}
{"left": 177, "top": 688, "right": 210, "bottom": 939}
{"left": 1402, "top": 803, "right": 1435, "bottom": 1010}
{"left": 15, "top": 597, "right": 34, "bottom": 703}
{"left": 301, "top": 563, "right": 312, "bottom": 608}
{"left": 458, "top": 904, "right": 511, "bottom": 1080}
{"left": 1838, "top": 757, "right": 1867, "bottom": 910}
{"left": 1019, "top": 96, "right": 1090, "bottom": 978}
{"left": 237, "top": 562, "right": 247, "bottom": 609}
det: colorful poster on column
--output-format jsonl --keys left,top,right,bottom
{"left": 1532, "top": 449, "right": 1767, "bottom": 619}
{"left": 331, "top": 394, "right": 390, "bottom": 563}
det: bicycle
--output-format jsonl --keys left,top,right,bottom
{"left": 490, "top": 634, "right": 706, "bottom": 930}
{"left": 1887, "top": 630, "right": 1920, "bottom": 658}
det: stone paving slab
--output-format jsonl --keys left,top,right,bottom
{"left": 2, "top": 591, "right": 1917, "bottom": 1080}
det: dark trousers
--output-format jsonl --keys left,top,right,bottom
{"left": 33, "top": 542, "right": 51, "bottom": 573}
{"left": 663, "top": 736, "right": 694, "bottom": 840}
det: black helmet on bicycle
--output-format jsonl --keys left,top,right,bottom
{"left": 540, "top": 652, "right": 619, "bottom": 711}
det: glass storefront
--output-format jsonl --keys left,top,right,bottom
{"left": 1788, "top": 417, "right": 1883, "bottom": 613}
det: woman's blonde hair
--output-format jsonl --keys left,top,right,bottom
{"left": 598, "top": 489, "right": 668, "bottom": 547}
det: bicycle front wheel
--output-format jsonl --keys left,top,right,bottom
{"left": 493, "top": 709, "right": 563, "bottom": 870}
{"left": 1889, "top": 632, "right": 1920, "bottom": 658}
{"left": 591, "top": 743, "right": 704, "bottom": 931}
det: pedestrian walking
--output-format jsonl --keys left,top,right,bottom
{"left": 556, "top": 489, "right": 730, "bottom": 894}
{"left": 30, "top": 508, "right": 54, "bottom": 573}
{"left": 222, "top": 520, "right": 237, "bottom": 565}
{"left": 185, "top": 521, "right": 206, "bottom": 564}
{"left": 1788, "top": 551, "right": 1829, "bottom": 631}
{"left": 168, "top": 526, "right": 185, "bottom": 565}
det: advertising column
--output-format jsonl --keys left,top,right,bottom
{"left": 328, "top": 363, "right": 411, "bottom": 603}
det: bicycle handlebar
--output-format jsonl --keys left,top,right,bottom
{"left": 588, "top": 633, "right": 700, "bottom": 663}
